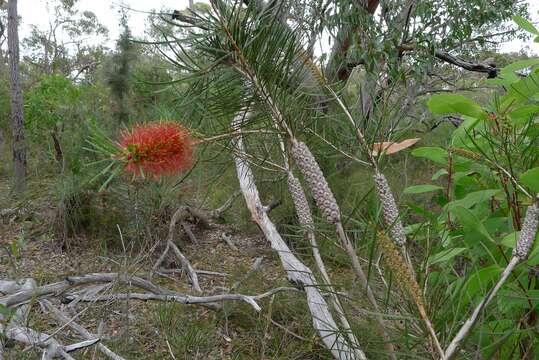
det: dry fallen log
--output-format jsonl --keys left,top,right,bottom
{"left": 40, "top": 299, "right": 125, "bottom": 360}
{"left": 63, "top": 287, "right": 299, "bottom": 312}
{"left": 0, "top": 323, "right": 99, "bottom": 360}
{"left": 0, "top": 273, "right": 210, "bottom": 309}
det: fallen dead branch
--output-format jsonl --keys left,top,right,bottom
{"left": 63, "top": 287, "right": 300, "bottom": 312}
{"left": 220, "top": 232, "right": 238, "bottom": 251}
{"left": 0, "top": 323, "right": 99, "bottom": 359}
{"left": 40, "top": 299, "right": 125, "bottom": 360}
{"left": 152, "top": 206, "right": 202, "bottom": 292}
{"left": 0, "top": 270, "right": 301, "bottom": 359}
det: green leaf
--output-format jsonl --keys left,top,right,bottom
{"left": 501, "top": 59, "right": 539, "bottom": 75}
{"left": 428, "top": 247, "right": 467, "bottom": 266}
{"left": 508, "top": 104, "right": 539, "bottom": 126}
{"left": 428, "top": 93, "right": 484, "bottom": 118}
{"left": 452, "top": 206, "right": 495, "bottom": 243}
{"left": 520, "top": 167, "right": 539, "bottom": 193}
{"left": 506, "top": 68, "right": 539, "bottom": 102}
{"left": 406, "top": 202, "right": 436, "bottom": 221}
{"left": 447, "top": 189, "right": 502, "bottom": 210}
{"left": 462, "top": 265, "right": 503, "bottom": 300}
{"left": 512, "top": 15, "right": 539, "bottom": 35}
{"left": 500, "top": 232, "right": 518, "bottom": 248}
{"left": 404, "top": 184, "right": 444, "bottom": 194}
{"left": 411, "top": 147, "right": 448, "bottom": 165}
{"left": 432, "top": 169, "right": 448, "bottom": 180}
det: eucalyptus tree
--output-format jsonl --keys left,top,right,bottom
{"left": 22, "top": 0, "right": 108, "bottom": 80}
{"left": 7, "top": 0, "right": 26, "bottom": 193}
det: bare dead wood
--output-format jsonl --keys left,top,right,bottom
{"left": 220, "top": 232, "right": 238, "bottom": 251}
{"left": 0, "top": 273, "right": 194, "bottom": 308}
{"left": 157, "top": 269, "right": 229, "bottom": 277}
{"left": 231, "top": 112, "right": 366, "bottom": 360}
{"left": 210, "top": 190, "right": 241, "bottom": 218}
{"left": 40, "top": 300, "right": 125, "bottom": 360}
{"left": 62, "top": 287, "right": 300, "bottom": 312}
{"left": 152, "top": 206, "right": 202, "bottom": 292}
{"left": 168, "top": 240, "right": 202, "bottom": 292}
{"left": 0, "top": 280, "right": 20, "bottom": 295}
{"left": 434, "top": 50, "right": 497, "bottom": 77}
{"left": 0, "top": 323, "right": 98, "bottom": 359}
{"left": 180, "top": 221, "right": 199, "bottom": 245}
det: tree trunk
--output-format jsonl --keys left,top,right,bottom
{"left": 7, "top": 0, "right": 26, "bottom": 193}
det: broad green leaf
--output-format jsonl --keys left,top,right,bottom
{"left": 404, "top": 223, "right": 423, "bottom": 235}
{"left": 452, "top": 206, "right": 495, "bottom": 243}
{"left": 494, "top": 59, "right": 539, "bottom": 86}
{"left": 462, "top": 265, "right": 503, "bottom": 300}
{"left": 428, "top": 247, "right": 467, "bottom": 266}
{"left": 508, "top": 104, "right": 539, "bottom": 126}
{"left": 500, "top": 232, "right": 518, "bottom": 248}
{"left": 520, "top": 167, "right": 539, "bottom": 193}
{"left": 404, "top": 184, "right": 444, "bottom": 194}
{"left": 501, "top": 59, "right": 539, "bottom": 75}
{"left": 411, "top": 147, "right": 447, "bottom": 165}
{"left": 447, "top": 189, "right": 502, "bottom": 210}
{"left": 407, "top": 202, "right": 436, "bottom": 221}
{"left": 506, "top": 68, "right": 539, "bottom": 102}
{"left": 451, "top": 116, "right": 482, "bottom": 147}
{"left": 432, "top": 169, "right": 448, "bottom": 180}
{"left": 428, "top": 93, "right": 484, "bottom": 118}
{"left": 512, "top": 15, "right": 539, "bottom": 35}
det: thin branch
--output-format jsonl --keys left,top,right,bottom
{"left": 40, "top": 300, "right": 125, "bottom": 360}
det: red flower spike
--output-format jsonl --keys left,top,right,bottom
{"left": 119, "top": 122, "right": 194, "bottom": 178}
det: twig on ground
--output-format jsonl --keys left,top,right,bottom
{"left": 210, "top": 190, "right": 241, "bottom": 218}
{"left": 40, "top": 300, "right": 125, "bottom": 360}
{"left": 229, "top": 256, "right": 264, "bottom": 291}
{"left": 180, "top": 221, "right": 199, "bottom": 245}
{"left": 220, "top": 232, "right": 238, "bottom": 251}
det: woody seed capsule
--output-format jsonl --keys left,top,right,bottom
{"left": 287, "top": 173, "right": 314, "bottom": 230}
{"left": 374, "top": 172, "right": 407, "bottom": 246}
{"left": 513, "top": 202, "right": 539, "bottom": 260}
{"left": 291, "top": 140, "right": 341, "bottom": 224}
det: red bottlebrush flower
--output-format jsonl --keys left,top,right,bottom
{"left": 119, "top": 122, "right": 194, "bottom": 177}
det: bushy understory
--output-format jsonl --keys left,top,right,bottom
{"left": 1, "top": 1, "right": 539, "bottom": 359}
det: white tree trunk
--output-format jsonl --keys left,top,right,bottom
{"left": 231, "top": 112, "right": 366, "bottom": 360}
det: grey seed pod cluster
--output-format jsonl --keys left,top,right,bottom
{"left": 287, "top": 173, "right": 314, "bottom": 230}
{"left": 291, "top": 140, "right": 341, "bottom": 224}
{"left": 513, "top": 202, "right": 539, "bottom": 260}
{"left": 374, "top": 172, "right": 407, "bottom": 247}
